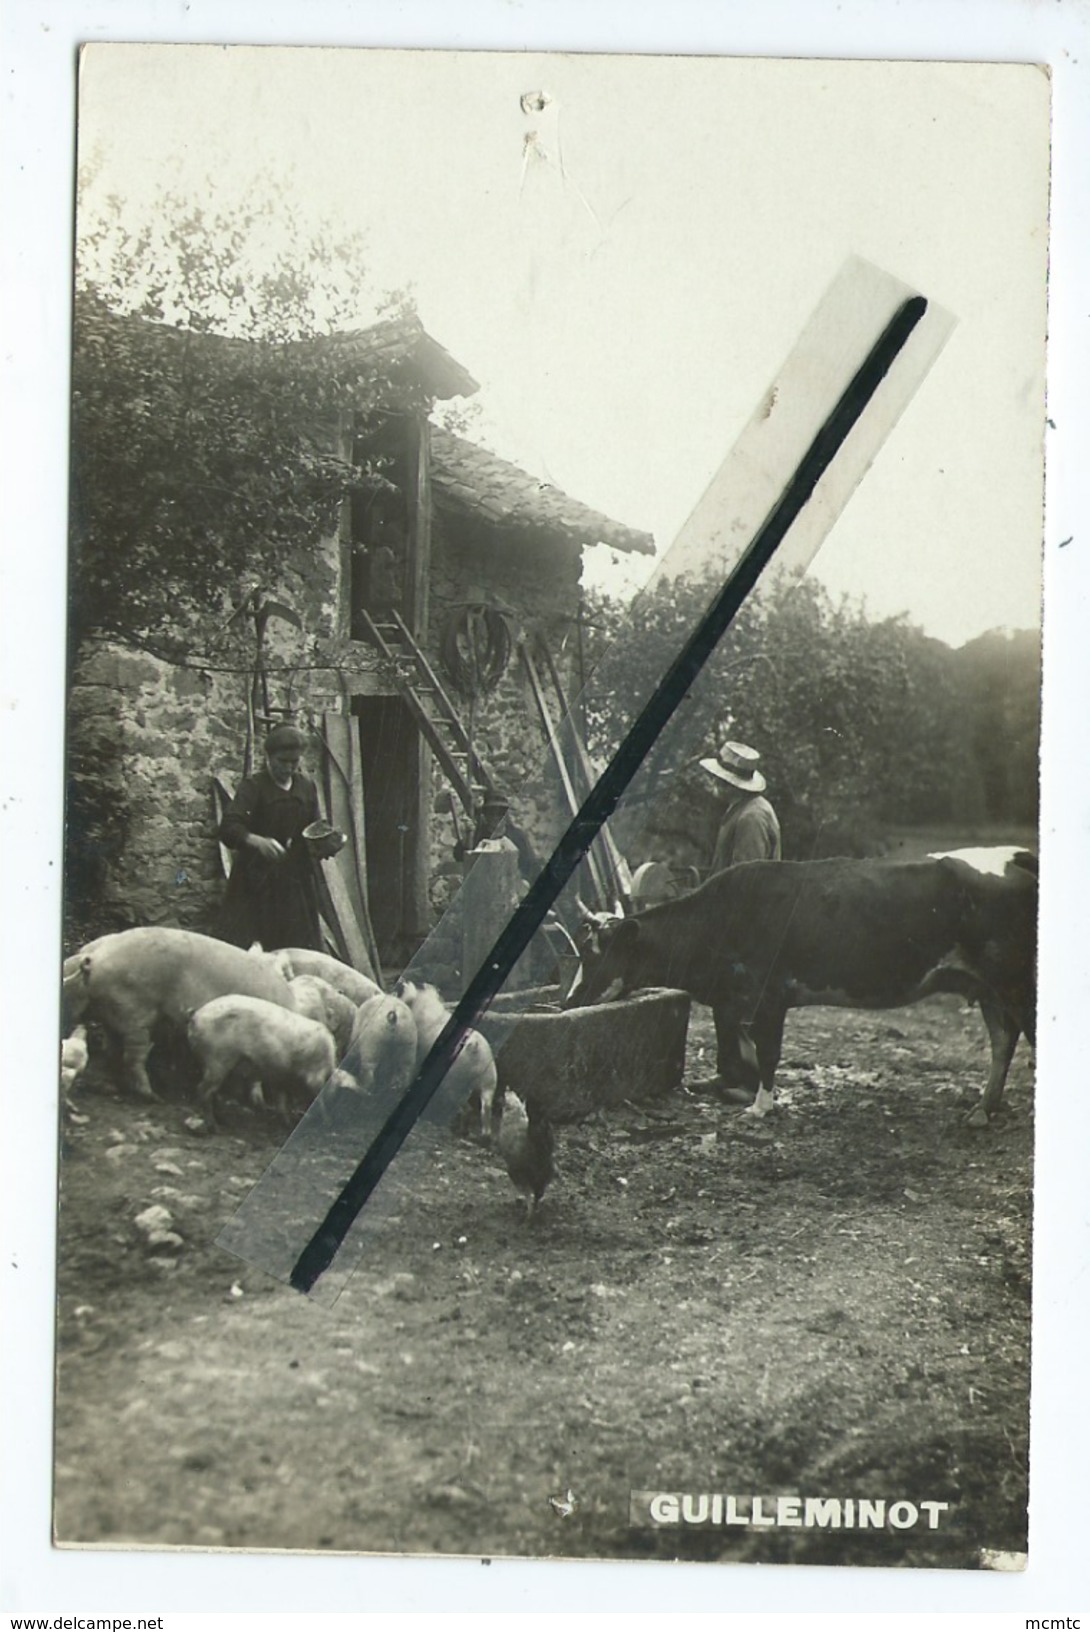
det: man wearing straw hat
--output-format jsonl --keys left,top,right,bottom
{"left": 699, "top": 740, "right": 782, "bottom": 873}
{"left": 695, "top": 739, "right": 781, "bottom": 1100}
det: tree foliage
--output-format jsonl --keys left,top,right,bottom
{"left": 951, "top": 630, "right": 1041, "bottom": 827}
{"left": 70, "top": 180, "right": 418, "bottom": 650}
{"left": 580, "top": 568, "right": 1039, "bottom": 863}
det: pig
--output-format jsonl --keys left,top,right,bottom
{"left": 396, "top": 980, "right": 498, "bottom": 1137}
{"left": 274, "top": 947, "right": 381, "bottom": 1006}
{"left": 187, "top": 994, "right": 354, "bottom": 1125}
{"left": 288, "top": 973, "right": 358, "bottom": 1058}
{"left": 246, "top": 942, "right": 295, "bottom": 982}
{"left": 63, "top": 927, "right": 298, "bottom": 1100}
{"left": 346, "top": 992, "right": 418, "bottom": 1098}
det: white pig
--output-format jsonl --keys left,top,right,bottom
{"left": 187, "top": 994, "right": 353, "bottom": 1125}
{"left": 246, "top": 942, "right": 295, "bottom": 982}
{"left": 63, "top": 928, "right": 298, "bottom": 1100}
{"left": 397, "top": 980, "right": 498, "bottom": 1137}
{"left": 347, "top": 992, "right": 418, "bottom": 1098}
{"left": 288, "top": 973, "right": 358, "bottom": 1058}
{"left": 275, "top": 947, "right": 381, "bottom": 1006}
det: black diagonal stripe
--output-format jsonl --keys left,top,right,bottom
{"left": 290, "top": 292, "right": 928, "bottom": 1292}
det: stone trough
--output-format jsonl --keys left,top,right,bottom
{"left": 476, "top": 986, "right": 692, "bottom": 1124}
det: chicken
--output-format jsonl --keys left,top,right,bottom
{"left": 60, "top": 1024, "right": 89, "bottom": 1094}
{"left": 496, "top": 1089, "right": 555, "bottom": 1221}
{"left": 60, "top": 1024, "right": 91, "bottom": 1122}
{"left": 60, "top": 1024, "right": 91, "bottom": 1126}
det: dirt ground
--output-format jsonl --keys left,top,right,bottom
{"left": 53, "top": 996, "right": 1033, "bottom": 1570}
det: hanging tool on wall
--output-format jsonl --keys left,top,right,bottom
{"left": 439, "top": 602, "right": 514, "bottom": 805}
{"left": 226, "top": 585, "right": 303, "bottom": 775}
{"left": 440, "top": 602, "right": 513, "bottom": 698}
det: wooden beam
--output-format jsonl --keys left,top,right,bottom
{"left": 344, "top": 706, "right": 383, "bottom": 976}
{"left": 412, "top": 413, "right": 432, "bottom": 644}
{"left": 317, "top": 713, "right": 380, "bottom": 979}
{"left": 519, "top": 638, "right": 609, "bottom": 909}
{"left": 318, "top": 859, "right": 374, "bottom": 979}
{"left": 538, "top": 638, "right": 633, "bottom": 905}
{"left": 211, "top": 776, "right": 236, "bottom": 880}
{"left": 311, "top": 867, "right": 352, "bottom": 964}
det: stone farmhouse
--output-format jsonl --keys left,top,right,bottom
{"left": 66, "top": 311, "right": 653, "bottom": 969}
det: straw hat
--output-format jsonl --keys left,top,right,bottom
{"left": 699, "top": 740, "right": 766, "bottom": 794}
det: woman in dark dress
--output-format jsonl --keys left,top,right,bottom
{"left": 218, "top": 724, "right": 324, "bottom": 951}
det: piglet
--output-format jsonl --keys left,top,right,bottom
{"left": 276, "top": 947, "right": 381, "bottom": 1007}
{"left": 346, "top": 992, "right": 418, "bottom": 1101}
{"left": 396, "top": 980, "right": 498, "bottom": 1137}
{"left": 187, "top": 994, "right": 352, "bottom": 1127}
{"left": 288, "top": 973, "right": 358, "bottom": 1058}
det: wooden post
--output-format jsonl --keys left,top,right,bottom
{"left": 411, "top": 413, "right": 432, "bottom": 644}
{"left": 539, "top": 636, "right": 633, "bottom": 906}
{"left": 318, "top": 711, "right": 381, "bottom": 978}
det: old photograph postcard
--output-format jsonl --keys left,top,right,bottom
{"left": 55, "top": 44, "right": 1048, "bottom": 1570}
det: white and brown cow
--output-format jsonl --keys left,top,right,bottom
{"left": 565, "top": 851, "right": 1036, "bottom": 1124}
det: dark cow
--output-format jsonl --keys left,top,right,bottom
{"left": 564, "top": 852, "right": 1036, "bottom": 1124}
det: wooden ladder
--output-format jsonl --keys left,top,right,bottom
{"left": 355, "top": 607, "right": 501, "bottom": 817}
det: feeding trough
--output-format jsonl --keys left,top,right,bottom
{"left": 476, "top": 985, "right": 691, "bottom": 1124}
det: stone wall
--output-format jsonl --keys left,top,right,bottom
{"left": 66, "top": 642, "right": 242, "bottom": 939}
{"left": 64, "top": 479, "right": 600, "bottom": 955}
{"left": 64, "top": 512, "right": 353, "bottom": 947}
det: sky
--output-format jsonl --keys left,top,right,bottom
{"left": 77, "top": 46, "right": 1050, "bottom": 645}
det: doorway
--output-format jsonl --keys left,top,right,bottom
{"left": 354, "top": 695, "right": 427, "bottom": 967}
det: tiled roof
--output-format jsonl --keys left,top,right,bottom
{"left": 77, "top": 295, "right": 478, "bottom": 402}
{"left": 76, "top": 297, "right": 650, "bottom": 552}
{"left": 429, "top": 427, "right": 655, "bottom": 557}
{"left": 288, "top": 316, "right": 478, "bottom": 401}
